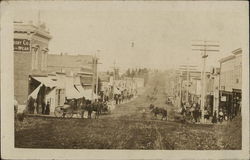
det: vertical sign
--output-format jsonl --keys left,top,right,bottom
{"left": 14, "top": 39, "right": 30, "bottom": 52}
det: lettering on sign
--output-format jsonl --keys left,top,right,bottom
{"left": 221, "top": 96, "right": 226, "bottom": 102}
{"left": 80, "top": 76, "right": 93, "bottom": 85}
{"left": 14, "top": 39, "right": 30, "bottom": 52}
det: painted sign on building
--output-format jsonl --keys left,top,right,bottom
{"left": 80, "top": 76, "right": 92, "bottom": 85}
{"left": 14, "top": 39, "right": 30, "bottom": 52}
{"left": 221, "top": 96, "right": 227, "bottom": 102}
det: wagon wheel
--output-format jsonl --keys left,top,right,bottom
{"left": 64, "top": 111, "right": 73, "bottom": 118}
{"left": 184, "top": 114, "right": 193, "bottom": 123}
{"left": 54, "top": 106, "right": 64, "bottom": 117}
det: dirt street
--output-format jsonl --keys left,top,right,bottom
{"left": 15, "top": 73, "right": 241, "bottom": 149}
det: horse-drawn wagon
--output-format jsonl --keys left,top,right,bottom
{"left": 54, "top": 98, "right": 111, "bottom": 118}
{"left": 54, "top": 98, "right": 84, "bottom": 118}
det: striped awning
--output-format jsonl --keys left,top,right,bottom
{"left": 32, "top": 76, "right": 57, "bottom": 88}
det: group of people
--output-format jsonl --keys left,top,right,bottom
{"left": 114, "top": 91, "right": 136, "bottom": 105}
{"left": 181, "top": 101, "right": 233, "bottom": 124}
{"left": 27, "top": 97, "right": 51, "bottom": 115}
{"left": 181, "top": 102, "right": 202, "bottom": 123}
{"left": 212, "top": 109, "right": 229, "bottom": 124}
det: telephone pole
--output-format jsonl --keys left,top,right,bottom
{"left": 88, "top": 51, "right": 102, "bottom": 102}
{"left": 111, "top": 60, "right": 119, "bottom": 99}
{"left": 192, "top": 40, "right": 219, "bottom": 123}
{"left": 179, "top": 65, "right": 197, "bottom": 105}
{"left": 95, "top": 50, "right": 102, "bottom": 97}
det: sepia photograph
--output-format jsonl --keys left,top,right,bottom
{"left": 1, "top": 1, "right": 249, "bottom": 159}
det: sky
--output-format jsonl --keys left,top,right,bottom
{"left": 12, "top": 1, "right": 248, "bottom": 72}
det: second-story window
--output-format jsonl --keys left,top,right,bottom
{"left": 31, "top": 45, "right": 39, "bottom": 70}
{"left": 35, "top": 46, "right": 39, "bottom": 70}
{"left": 41, "top": 48, "right": 48, "bottom": 71}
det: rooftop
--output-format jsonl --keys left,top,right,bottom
{"left": 14, "top": 21, "right": 52, "bottom": 39}
{"left": 232, "top": 48, "right": 242, "bottom": 55}
{"left": 219, "top": 48, "right": 242, "bottom": 63}
{"left": 47, "top": 54, "right": 93, "bottom": 69}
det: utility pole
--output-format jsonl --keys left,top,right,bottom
{"left": 95, "top": 50, "right": 102, "bottom": 97}
{"left": 88, "top": 51, "right": 102, "bottom": 102}
{"left": 111, "top": 60, "right": 120, "bottom": 99}
{"left": 38, "top": 10, "right": 41, "bottom": 25}
{"left": 91, "top": 55, "right": 95, "bottom": 102}
{"left": 192, "top": 40, "right": 219, "bottom": 123}
{"left": 95, "top": 55, "right": 98, "bottom": 96}
{"left": 186, "top": 61, "right": 189, "bottom": 103}
{"left": 179, "top": 65, "right": 197, "bottom": 105}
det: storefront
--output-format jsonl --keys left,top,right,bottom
{"left": 219, "top": 90, "right": 233, "bottom": 118}
{"left": 28, "top": 76, "right": 57, "bottom": 114}
{"left": 205, "top": 94, "right": 214, "bottom": 116}
{"left": 232, "top": 89, "right": 241, "bottom": 116}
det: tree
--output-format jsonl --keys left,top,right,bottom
{"left": 131, "top": 69, "right": 135, "bottom": 77}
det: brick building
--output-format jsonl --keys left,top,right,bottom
{"left": 14, "top": 21, "right": 97, "bottom": 114}
{"left": 14, "top": 21, "right": 52, "bottom": 106}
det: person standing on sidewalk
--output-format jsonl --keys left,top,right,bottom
{"left": 41, "top": 100, "right": 46, "bottom": 114}
{"left": 218, "top": 109, "right": 224, "bottom": 123}
{"left": 118, "top": 94, "right": 122, "bottom": 104}
{"left": 14, "top": 99, "right": 18, "bottom": 119}
{"left": 45, "top": 101, "right": 50, "bottom": 115}
{"left": 204, "top": 108, "right": 209, "bottom": 123}
{"left": 115, "top": 94, "right": 118, "bottom": 104}
{"left": 212, "top": 111, "right": 217, "bottom": 124}
{"left": 34, "top": 101, "right": 38, "bottom": 114}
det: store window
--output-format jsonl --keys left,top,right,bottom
{"left": 31, "top": 46, "right": 39, "bottom": 70}
{"left": 56, "top": 89, "right": 65, "bottom": 106}
{"left": 35, "top": 47, "right": 39, "bottom": 70}
{"left": 41, "top": 49, "right": 48, "bottom": 71}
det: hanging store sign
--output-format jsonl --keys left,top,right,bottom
{"left": 14, "top": 39, "right": 30, "bottom": 52}
{"left": 80, "top": 76, "right": 93, "bottom": 85}
{"left": 221, "top": 96, "right": 226, "bottom": 102}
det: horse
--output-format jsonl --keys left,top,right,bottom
{"left": 61, "top": 98, "right": 89, "bottom": 118}
{"left": 91, "top": 101, "right": 102, "bottom": 119}
{"left": 79, "top": 100, "right": 89, "bottom": 118}
{"left": 149, "top": 104, "right": 168, "bottom": 120}
{"left": 84, "top": 100, "right": 93, "bottom": 119}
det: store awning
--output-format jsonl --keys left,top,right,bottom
{"left": 81, "top": 89, "right": 98, "bottom": 100}
{"left": 32, "top": 76, "right": 57, "bottom": 88}
{"left": 114, "top": 87, "right": 121, "bottom": 94}
{"left": 66, "top": 85, "right": 82, "bottom": 99}
{"left": 28, "top": 83, "right": 43, "bottom": 99}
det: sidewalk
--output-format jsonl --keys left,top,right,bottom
{"left": 22, "top": 87, "right": 146, "bottom": 119}
{"left": 25, "top": 113, "right": 56, "bottom": 118}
